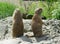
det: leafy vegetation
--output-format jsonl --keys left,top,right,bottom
{"left": 52, "top": 2, "right": 60, "bottom": 19}
{"left": 20, "top": 1, "right": 60, "bottom": 19}
{"left": 0, "top": 2, "right": 17, "bottom": 19}
{"left": 0, "top": 0, "right": 60, "bottom": 19}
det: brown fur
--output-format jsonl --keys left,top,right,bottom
{"left": 12, "top": 8, "right": 24, "bottom": 38}
{"left": 31, "top": 8, "right": 43, "bottom": 37}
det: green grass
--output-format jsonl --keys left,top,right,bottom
{"left": 0, "top": 2, "right": 17, "bottom": 19}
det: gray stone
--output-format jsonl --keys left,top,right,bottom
{"left": 0, "top": 17, "right": 60, "bottom": 44}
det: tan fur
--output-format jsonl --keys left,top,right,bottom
{"left": 31, "top": 8, "right": 43, "bottom": 37}
{"left": 12, "top": 8, "right": 24, "bottom": 38}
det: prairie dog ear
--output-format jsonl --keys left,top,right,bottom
{"left": 35, "top": 8, "right": 42, "bottom": 14}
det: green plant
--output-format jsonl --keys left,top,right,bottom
{"left": 52, "top": 2, "right": 60, "bottom": 19}
{"left": 27, "top": 1, "right": 46, "bottom": 15}
{"left": 19, "top": 0, "right": 60, "bottom": 19}
{"left": 19, "top": 6, "right": 26, "bottom": 14}
{"left": 40, "top": 0, "right": 58, "bottom": 19}
{"left": 0, "top": 2, "right": 17, "bottom": 19}
{"left": 27, "top": 2, "right": 37, "bottom": 15}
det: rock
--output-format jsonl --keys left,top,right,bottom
{"left": 0, "top": 21, "right": 8, "bottom": 40}
{"left": 39, "top": 41, "right": 52, "bottom": 44}
{"left": 0, "top": 17, "right": 60, "bottom": 44}
{"left": 0, "top": 38, "right": 22, "bottom": 44}
{"left": 20, "top": 42, "right": 31, "bottom": 44}
{"left": 23, "top": 19, "right": 32, "bottom": 32}
{"left": 57, "top": 40, "right": 60, "bottom": 44}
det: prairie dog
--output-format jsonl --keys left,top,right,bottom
{"left": 12, "top": 8, "right": 24, "bottom": 38}
{"left": 31, "top": 8, "right": 43, "bottom": 37}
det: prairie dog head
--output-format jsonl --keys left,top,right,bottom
{"left": 13, "top": 8, "right": 22, "bottom": 20}
{"left": 35, "top": 8, "right": 42, "bottom": 15}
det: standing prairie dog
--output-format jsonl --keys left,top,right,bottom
{"left": 31, "top": 8, "right": 43, "bottom": 37}
{"left": 12, "top": 8, "right": 24, "bottom": 38}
